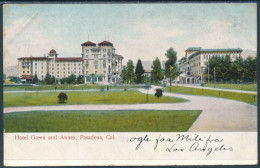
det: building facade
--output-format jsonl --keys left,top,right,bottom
{"left": 18, "top": 41, "right": 123, "bottom": 84}
{"left": 178, "top": 47, "right": 243, "bottom": 84}
{"left": 81, "top": 41, "right": 123, "bottom": 84}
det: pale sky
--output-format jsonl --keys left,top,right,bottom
{"left": 3, "top": 3, "right": 257, "bottom": 68}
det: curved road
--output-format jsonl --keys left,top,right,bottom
{"left": 4, "top": 86, "right": 257, "bottom": 132}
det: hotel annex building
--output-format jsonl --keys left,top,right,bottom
{"left": 178, "top": 47, "right": 243, "bottom": 84}
{"left": 18, "top": 41, "right": 124, "bottom": 84}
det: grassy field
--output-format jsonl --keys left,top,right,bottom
{"left": 4, "top": 110, "right": 201, "bottom": 132}
{"left": 3, "top": 84, "right": 145, "bottom": 91}
{"left": 205, "top": 83, "right": 257, "bottom": 91}
{"left": 4, "top": 90, "right": 186, "bottom": 107}
{"left": 165, "top": 86, "right": 257, "bottom": 105}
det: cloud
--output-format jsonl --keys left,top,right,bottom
{"left": 3, "top": 15, "right": 79, "bottom": 68}
{"left": 117, "top": 21, "right": 184, "bottom": 64}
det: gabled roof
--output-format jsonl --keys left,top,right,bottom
{"left": 81, "top": 41, "right": 96, "bottom": 46}
{"left": 18, "top": 57, "right": 47, "bottom": 60}
{"left": 21, "top": 75, "right": 32, "bottom": 80}
{"left": 55, "top": 57, "right": 83, "bottom": 62}
{"left": 98, "top": 41, "right": 113, "bottom": 46}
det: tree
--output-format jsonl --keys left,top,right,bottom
{"left": 155, "top": 88, "right": 163, "bottom": 98}
{"left": 135, "top": 59, "right": 145, "bottom": 84}
{"left": 76, "top": 75, "right": 84, "bottom": 84}
{"left": 9, "top": 76, "right": 21, "bottom": 83}
{"left": 32, "top": 74, "right": 39, "bottom": 84}
{"left": 67, "top": 74, "right": 76, "bottom": 84}
{"left": 165, "top": 48, "right": 178, "bottom": 87}
{"left": 151, "top": 57, "right": 163, "bottom": 84}
{"left": 121, "top": 60, "right": 135, "bottom": 84}
{"left": 44, "top": 73, "right": 55, "bottom": 84}
{"left": 58, "top": 92, "right": 68, "bottom": 103}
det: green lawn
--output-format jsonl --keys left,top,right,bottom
{"left": 165, "top": 86, "right": 257, "bottom": 105}
{"left": 205, "top": 83, "right": 257, "bottom": 91}
{"left": 4, "top": 90, "right": 186, "bottom": 107}
{"left": 3, "top": 84, "right": 144, "bottom": 91}
{"left": 4, "top": 110, "right": 201, "bottom": 132}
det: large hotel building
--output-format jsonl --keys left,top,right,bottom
{"left": 18, "top": 41, "right": 123, "bottom": 84}
{"left": 178, "top": 47, "right": 243, "bottom": 84}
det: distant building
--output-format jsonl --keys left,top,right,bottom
{"left": 81, "top": 41, "right": 123, "bottom": 83}
{"left": 18, "top": 49, "right": 83, "bottom": 81}
{"left": 178, "top": 47, "right": 243, "bottom": 84}
{"left": 18, "top": 41, "right": 123, "bottom": 84}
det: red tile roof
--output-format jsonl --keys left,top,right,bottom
{"left": 21, "top": 75, "right": 33, "bottom": 80}
{"left": 55, "top": 57, "right": 83, "bottom": 62}
{"left": 81, "top": 41, "right": 96, "bottom": 46}
{"left": 18, "top": 57, "right": 47, "bottom": 60}
{"left": 49, "top": 49, "right": 57, "bottom": 54}
{"left": 98, "top": 41, "right": 113, "bottom": 46}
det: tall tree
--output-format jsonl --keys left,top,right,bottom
{"left": 44, "top": 73, "right": 55, "bottom": 84}
{"left": 68, "top": 74, "right": 76, "bottom": 84}
{"left": 165, "top": 48, "right": 178, "bottom": 87}
{"left": 135, "top": 59, "right": 145, "bottom": 84}
{"left": 32, "top": 74, "right": 39, "bottom": 84}
{"left": 151, "top": 57, "right": 163, "bottom": 84}
{"left": 125, "top": 60, "right": 136, "bottom": 84}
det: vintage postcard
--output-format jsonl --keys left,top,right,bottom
{"left": 3, "top": 3, "right": 257, "bottom": 166}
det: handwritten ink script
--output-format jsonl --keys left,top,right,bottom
{"left": 129, "top": 134, "right": 233, "bottom": 156}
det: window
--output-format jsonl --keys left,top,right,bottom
{"left": 95, "top": 65, "right": 98, "bottom": 69}
{"left": 86, "top": 71, "right": 88, "bottom": 74}
{"left": 108, "top": 60, "right": 110, "bottom": 63}
{"left": 68, "top": 68, "right": 70, "bottom": 70}
{"left": 108, "top": 49, "right": 110, "bottom": 52}
{"left": 86, "top": 55, "right": 88, "bottom": 58}
{"left": 23, "top": 71, "right": 25, "bottom": 73}
{"left": 86, "top": 49, "right": 89, "bottom": 53}
{"left": 35, "top": 67, "right": 37, "bottom": 69}
{"left": 86, "top": 64, "right": 89, "bottom": 68}
{"left": 74, "top": 67, "right": 76, "bottom": 70}
{"left": 35, "top": 71, "right": 37, "bottom": 74}
{"left": 64, "top": 68, "right": 65, "bottom": 70}
{"left": 57, "top": 64, "right": 59, "bottom": 66}
{"left": 103, "top": 54, "right": 106, "bottom": 58}
{"left": 68, "top": 64, "right": 70, "bottom": 66}
{"left": 74, "top": 64, "right": 76, "bottom": 66}
{"left": 94, "top": 55, "right": 98, "bottom": 58}
{"left": 103, "top": 49, "right": 106, "bottom": 52}
{"left": 57, "top": 75, "right": 59, "bottom": 78}
{"left": 103, "top": 71, "right": 106, "bottom": 74}
{"left": 95, "top": 71, "right": 97, "bottom": 74}
{"left": 35, "top": 63, "right": 37, "bottom": 65}
{"left": 79, "top": 71, "right": 81, "bottom": 74}
{"left": 64, "top": 64, "right": 65, "bottom": 66}
{"left": 42, "top": 63, "right": 43, "bottom": 65}
{"left": 103, "top": 64, "right": 106, "bottom": 68}
{"left": 94, "top": 60, "right": 98, "bottom": 65}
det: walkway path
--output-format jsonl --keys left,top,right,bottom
{"left": 3, "top": 86, "right": 257, "bottom": 132}
{"left": 175, "top": 84, "right": 257, "bottom": 94}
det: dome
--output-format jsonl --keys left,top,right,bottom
{"left": 49, "top": 49, "right": 56, "bottom": 54}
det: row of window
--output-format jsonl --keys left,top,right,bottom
{"left": 51, "top": 67, "right": 81, "bottom": 70}
{"left": 85, "top": 55, "right": 111, "bottom": 59}
{"left": 50, "top": 71, "right": 81, "bottom": 75}
{"left": 50, "top": 63, "right": 81, "bottom": 66}
{"left": 85, "top": 49, "right": 111, "bottom": 53}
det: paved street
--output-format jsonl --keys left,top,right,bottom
{"left": 175, "top": 84, "right": 257, "bottom": 94}
{"left": 4, "top": 86, "right": 257, "bottom": 132}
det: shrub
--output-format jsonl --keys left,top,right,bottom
{"left": 155, "top": 88, "right": 163, "bottom": 98}
{"left": 58, "top": 92, "right": 68, "bottom": 103}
